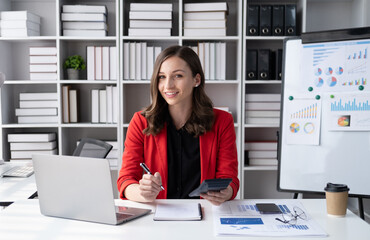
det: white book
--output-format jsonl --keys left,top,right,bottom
{"left": 62, "top": 85, "right": 71, "bottom": 123}
{"left": 183, "top": 12, "right": 226, "bottom": 20}
{"left": 62, "top": 21, "right": 108, "bottom": 30}
{"left": 130, "top": 3, "right": 172, "bottom": 12}
{"left": 130, "top": 20, "right": 172, "bottom": 29}
{"left": 15, "top": 108, "right": 57, "bottom": 116}
{"left": 8, "top": 133, "right": 56, "bottom": 142}
{"left": 19, "top": 100, "right": 58, "bottom": 108}
{"left": 99, "top": 90, "right": 107, "bottom": 123}
{"left": 198, "top": 42, "right": 205, "bottom": 72}
{"left": 29, "top": 56, "right": 57, "bottom": 64}
{"left": 248, "top": 150, "right": 277, "bottom": 159}
{"left": 245, "top": 141, "right": 278, "bottom": 151}
{"left": 245, "top": 117, "right": 280, "bottom": 125}
{"left": 61, "top": 13, "right": 106, "bottom": 22}
{"left": 129, "top": 42, "right": 136, "bottom": 80}
{"left": 123, "top": 42, "right": 130, "bottom": 80}
{"left": 29, "top": 72, "right": 57, "bottom": 80}
{"left": 112, "top": 86, "right": 118, "bottom": 123}
{"left": 11, "top": 149, "right": 57, "bottom": 159}
{"left": 245, "top": 94, "right": 281, "bottom": 102}
{"left": 147, "top": 46, "right": 154, "bottom": 80}
{"left": 18, "top": 116, "right": 59, "bottom": 124}
{"left": 184, "top": 28, "right": 226, "bottom": 37}
{"left": 191, "top": 46, "right": 198, "bottom": 53}
{"left": 9, "top": 159, "right": 33, "bottom": 163}
{"left": 91, "top": 89, "right": 100, "bottom": 123}
{"left": 95, "top": 46, "right": 102, "bottom": 80}
{"left": 19, "top": 92, "right": 58, "bottom": 101}
{"left": 204, "top": 42, "right": 210, "bottom": 80}
{"left": 63, "top": 29, "right": 107, "bottom": 37}
{"left": 248, "top": 159, "right": 278, "bottom": 166}
{"left": 29, "top": 64, "right": 57, "bottom": 73}
{"left": 184, "top": 2, "right": 228, "bottom": 12}
{"left": 129, "top": 11, "right": 172, "bottom": 20}
{"left": 0, "top": 20, "right": 40, "bottom": 31}
{"left": 29, "top": 47, "right": 57, "bottom": 56}
{"left": 87, "top": 46, "right": 95, "bottom": 80}
{"left": 69, "top": 89, "right": 78, "bottom": 123}
{"left": 106, "top": 85, "right": 113, "bottom": 123}
{"left": 183, "top": 20, "right": 226, "bottom": 29}
{"left": 141, "top": 42, "right": 147, "bottom": 80}
{"left": 109, "top": 46, "right": 117, "bottom": 80}
{"left": 220, "top": 42, "right": 226, "bottom": 80}
{"left": 209, "top": 43, "right": 215, "bottom": 80}
{"left": 215, "top": 42, "right": 221, "bottom": 80}
{"left": 102, "top": 46, "right": 110, "bottom": 80}
{"left": 245, "top": 110, "right": 280, "bottom": 118}
{"left": 135, "top": 42, "right": 141, "bottom": 80}
{"left": 154, "top": 46, "right": 162, "bottom": 63}
{"left": 0, "top": 11, "right": 41, "bottom": 24}
{"left": 128, "top": 28, "right": 171, "bottom": 37}
{"left": 62, "top": 5, "right": 107, "bottom": 14}
{"left": 10, "top": 141, "right": 57, "bottom": 151}
{"left": 245, "top": 102, "right": 281, "bottom": 110}
{"left": 1, "top": 28, "right": 39, "bottom": 37}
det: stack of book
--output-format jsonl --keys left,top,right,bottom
{"left": 61, "top": 5, "right": 108, "bottom": 37}
{"left": 128, "top": 3, "right": 172, "bottom": 36}
{"left": 62, "top": 85, "right": 78, "bottom": 123}
{"left": 0, "top": 11, "right": 41, "bottom": 37}
{"left": 123, "top": 42, "right": 162, "bottom": 80}
{"left": 76, "top": 140, "right": 118, "bottom": 169}
{"left": 16, "top": 92, "right": 58, "bottom": 124}
{"left": 196, "top": 42, "right": 226, "bottom": 80}
{"left": 245, "top": 93, "right": 281, "bottom": 124}
{"left": 8, "top": 133, "right": 57, "bottom": 162}
{"left": 87, "top": 46, "right": 117, "bottom": 80}
{"left": 245, "top": 141, "right": 278, "bottom": 166}
{"left": 29, "top": 47, "right": 57, "bottom": 81}
{"left": 214, "top": 106, "right": 232, "bottom": 115}
{"left": 91, "top": 86, "right": 118, "bottom": 123}
{"left": 183, "top": 2, "right": 228, "bottom": 37}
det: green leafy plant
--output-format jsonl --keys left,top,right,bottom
{"left": 63, "top": 55, "right": 86, "bottom": 70}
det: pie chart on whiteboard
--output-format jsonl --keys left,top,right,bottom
{"left": 327, "top": 76, "right": 337, "bottom": 87}
{"left": 315, "top": 77, "right": 324, "bottom": 87}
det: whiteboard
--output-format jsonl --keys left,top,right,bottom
{"left": 278, "top": 34, "right": 370, "bottom": 197}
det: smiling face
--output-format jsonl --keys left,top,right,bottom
{"left": 157, "top": 56, "right": 201, "bottom": 111}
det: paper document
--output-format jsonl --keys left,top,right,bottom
{"left": 154, "top": 202, "right": 202, "bottom": 221}
{"left": 213, "top": 200, "right": 327, "bottom": 237}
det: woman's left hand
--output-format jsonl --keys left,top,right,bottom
{"left": 200, "top": 185, "right": 233, "bottom": 206}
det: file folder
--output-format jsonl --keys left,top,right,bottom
{"left": 247, "top": 5, "right": 259, "bottom": 36}
{"left": 246, "top": 49, "right": 257, "bottom": 80}
{"left": 275, "top": 49, "right": 283, "bottom": 80}
{"left": 260, "top": 5, "right": 272, "bottom": 36}
{"left": 272, "top": 5, "right": 284, "bottom": 36}
{"left": 258, "top": 49, "right": 271, "bottom": 80}
{"left": 285, "top": 4, "right": 296, "bottom": 36}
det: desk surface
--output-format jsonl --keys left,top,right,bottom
{"left": 0, "top": 199, "right": 369, "bottom": 240}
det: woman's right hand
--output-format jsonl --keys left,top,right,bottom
{"left": 137, "top": 172, "right": 163, "bottom": 202}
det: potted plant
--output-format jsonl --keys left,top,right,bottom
{"left": 64, "top": 55, "right": 86, "bottom": 80}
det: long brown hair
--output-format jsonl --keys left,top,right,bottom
{"left": 141, "top": 45, "right": 214, "bottom": 137}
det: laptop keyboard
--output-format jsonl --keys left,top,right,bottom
{"left": 2, "top": 166, "right": 34, "bottom": 177}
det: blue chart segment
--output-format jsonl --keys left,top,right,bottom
{"left": 348, "top": 47, "right": 368, "bottom": 60}
{"left": 220, "top": 218, "right": 264, "bottom": 225}
{"left": 277, "top": 224, "right": 309, "bottom": 230}
{"left": 331, "top": 98, "right": 370, "bottom": 111}
{"left": 238, "top": 204, "right": 258, "bottom": 212}
{"left": 277, "top": 205, "right": 291, "bottom": 214}
{"left": 312, "top": 47, "right": 340, "bottom": 67}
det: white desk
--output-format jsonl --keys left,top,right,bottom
{"left": 0, "top": 199, "right": 369, "bottom": 240}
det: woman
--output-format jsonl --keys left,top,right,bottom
{"left": 117, "top": 45, "right": 239, "bottom": 205}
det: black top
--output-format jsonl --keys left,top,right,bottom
{"left": 166, "top": 115, "right": 201, "bottom": 199}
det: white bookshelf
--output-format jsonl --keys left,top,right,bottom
{"left": 0, "top": 0, "right": 369, "bottom": 202}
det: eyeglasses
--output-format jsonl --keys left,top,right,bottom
{"left": 275, "top": 206, "right": 307, "bottom": 225}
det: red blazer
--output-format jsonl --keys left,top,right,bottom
{"left": 117, "top": 108, "right": 239, "bottom": 200}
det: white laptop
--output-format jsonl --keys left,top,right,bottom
{"left": 32, "top": 154, "right": 151, "bottom": 225}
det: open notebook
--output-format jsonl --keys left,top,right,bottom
{"left": 154, "top": 202, "right": 202, "bottom": 221}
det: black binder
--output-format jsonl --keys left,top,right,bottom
{"left": 260, "top": 5, "right": 272, "bottom": 36}
{"left": 285, "top": 4, "right": 296, "bottom": 36}
{"left": 247, "top": 5, "right": 259, "bottom": 36}
{"left": 258, "top": 49, "right": 271, "bottom": 80}
{"left": 272, "top": 5, "right": 284, "bottom": 36}
{"left": 275, "top": 49, "right": 283, "bottom": 80}
{"left": 246, "top": 49, "right": 257, "bottom": 80}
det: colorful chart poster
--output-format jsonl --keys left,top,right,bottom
{"left": 301, "top": 39, "right": 370, "bottom": 92}
{"left": 284, "top": 99, "right": 321, "bottom": 145}
{"left": 327, "top": 94, "right": 370, "bottom": 131}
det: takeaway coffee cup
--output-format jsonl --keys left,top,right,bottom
{"left": 324, "top": 183, "right": 349, "bottom": 217}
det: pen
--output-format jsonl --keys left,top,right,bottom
{"left": 140, "top": 163, "right": 165, "bottom": 191}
